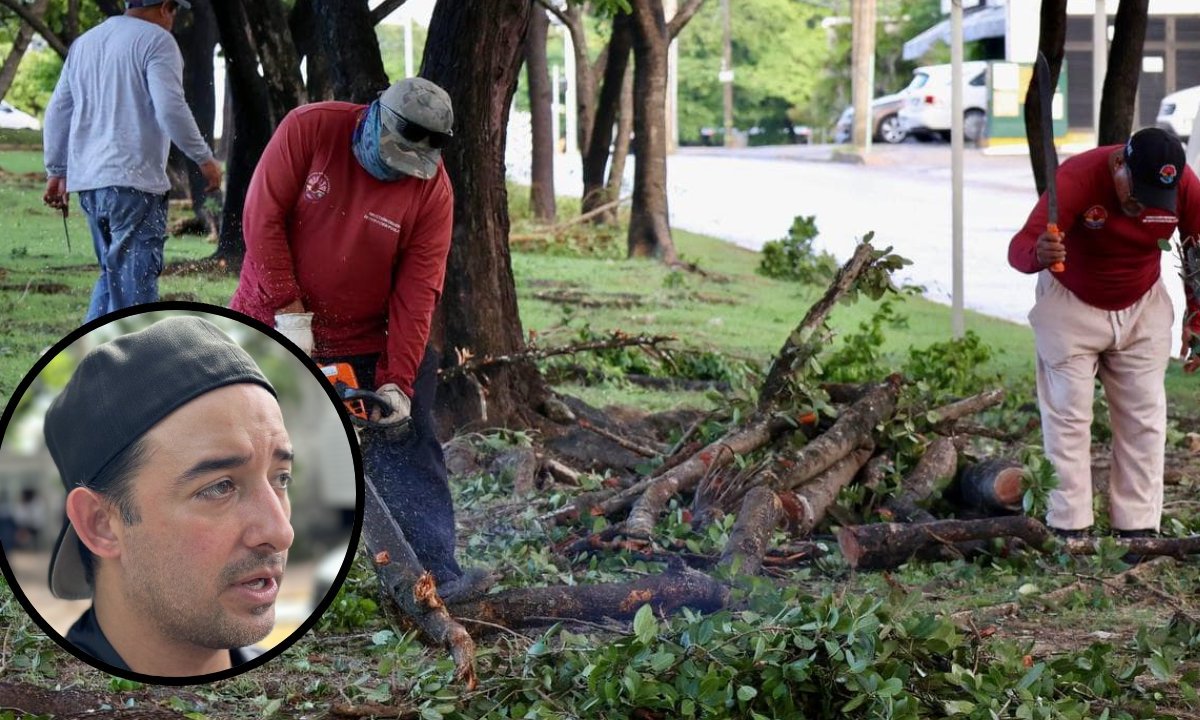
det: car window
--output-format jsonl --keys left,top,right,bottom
{"left": 906, "top": 73, "right": 930, "bottom": 91}
{"left": 969, "top": 71, "right": 986, "bottom": 86}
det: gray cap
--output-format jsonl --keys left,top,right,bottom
{"left": 45, "top": 316, "right": 275, "bottom": 600}
{"left": 378, "top": 77, "right": 453, "bottom": 180}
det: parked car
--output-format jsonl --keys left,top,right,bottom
{"left": 0, "top": 100, "right": 39, "bottom": 131}
{"left": 834, "top": 92, "right": 909, "bottom": 144}
{"left": 897, "top": 61, "right": 990, "bottom": 142}
{"left": 1157, "top": 85, "right": 1200, "bottom": 142}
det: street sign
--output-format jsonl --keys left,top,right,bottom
{"left": 718, "top": 69, "right": 734, "bottom": 83}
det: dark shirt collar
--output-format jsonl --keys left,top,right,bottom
{"left": 66, "top": 606, "right": 259, "bottom": 673}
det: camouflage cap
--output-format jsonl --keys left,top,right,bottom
{"left": 127, "top": 0, "right": 192, "bottom": 9}
{"left": 378, "top": 78, "right": 454, "bottom": 180}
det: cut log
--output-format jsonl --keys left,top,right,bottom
{"left": 361, "top": 476, "right": 477, "bottom": 688}
{"left": 880, "top": 436, "right": 957, "bottom": 523}
{"left": 541, "top": 455, "right": 583, "bottom": 485}
{"left": 448, "top": 566, "right": 728, "bottom": 629}
{"left": 778, "top": 445, "right": 874, "bottom": 535}
{"left": 619, "top": 412, "right": 807, "bottom": 538}
{"left": 858, "top": 453, "right": 893, "bottom": 492}
{"left": 717, "top": 486, "right": 782, "bottom": 576}
{"left": 927, "top": 388, "right": 1006, "bottom": 425}
{"left": 838, "top": 516, "right": 1054, "bottom": 570}
{"left": 956, "top": 458, "right": 1025, "bottom": 514}
{"left": 776, "top": 376, "right": 901, "bottom": 492}
{"left": 758, "top": 242, "right": 879, "bottom": 409}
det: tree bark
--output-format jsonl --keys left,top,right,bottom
{"left": 717, "top": 486, "right": 782, "bottom": 576}
{"left": 448, "top": 566, "right": 728, "bottom": 629}
{"left": 423, "top": 0, "right": 550, "bottom": 432}
{"left": 1023, "top": 0, "right": 1067, "bottom": 196}
{"left": 312, "top": 0, "right": 389, "bottom": 103}
{"left": 243, "top": 0, "right": 305, "bottom": 123}
{"left": 956, "top": 458, "right": 1025, "bottom": 514}
{"left": 602, "top": 64, "right": 634, "bottom": 224}
{"left": 838, "top": 515, "right": 1055, "bottom": 570}
{"left": 526, "top": 5, "right": 556, "bottom": 222}
{"left": 880, "top": 436, "right": 957, "bottom": 523}
{"left": 581, "top": 11, "right": 633, "bottom": 216}
{"left": 361, "top": 474, "right": 477, "bottom": 688}
{"left": 0, "top": 0, "right": 48, "bottom": 101}
{"left": 758, "top": 242, "right": 879, "bottom": 409}
{"left": 210, "top": 0, "right": 275, "bottom": 266}
{"left": 1097, "top": 0, "right": 1149, "bottom": 145}
{"left": 626, "top": 0, "right": 676, "bottom": 262}
{"left": 170, "top": 0, "right": 220, "bottom": 230}
{"left": 289, "top": 0, "right": 334, "bottom": 101}
{"left": 539, "top": 0, "right": 596, "bottom": 154}
{"left": 779, "top": 445, "right": 874, "bottom": 536}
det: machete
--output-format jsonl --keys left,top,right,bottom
{"left": 1036, "top": 51, "right": 1064, "bottom": 273}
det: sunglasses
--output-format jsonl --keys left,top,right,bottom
{"left": 381, "top": 103, "right": 452, "bottom": 149}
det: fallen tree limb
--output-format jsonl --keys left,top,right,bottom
{"left": 956, "top": 458, "right": 1025, "bottom": 514}
{"left": 758, "top": 242, "right": 880, "bottom": 409}
{"left": 447, "top": 566, "right": 728, "bottom": 630}
{"left": 717, "top": 486, "right": 782, "bottom": 576}
{"left": 439, "top": 332, "right": 675, "bottom": 380}
{"left": 880, "top": 436, "right": 958, "bottom": 523}
{"left": 362, "top": 476, "right": 477, "bottom": 689}
{"left": 778, "top": 445, "right": 874, "bottom": 535}
{"left": 776, "top": 376, "right": 901, "bottom": 491}
{"left": 927, "top": 388, "right": 1006, "bottom": 425}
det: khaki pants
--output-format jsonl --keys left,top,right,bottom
{"left": 1030, "top": 271, "right": 1173, "bottom": 532}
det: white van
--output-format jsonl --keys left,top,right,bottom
{"left": 897, "top": 61, "right": 990, "bottom": 142}
{"left": 1157, "top": 85, "right": 1200, "bottom": 142}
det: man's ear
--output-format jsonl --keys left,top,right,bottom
{"left": 65, "top": 487, "right": 123, "bottom": 560}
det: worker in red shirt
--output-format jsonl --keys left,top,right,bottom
{"left": 1010, "top": 127, "right": 1200, "bottom": 540}
{"left": 230, "top": 77, "right": 491, "bottom": 602}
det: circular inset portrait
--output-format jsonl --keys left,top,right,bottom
{"left": 0, "top": 303, "right": 362, "bottom": 684}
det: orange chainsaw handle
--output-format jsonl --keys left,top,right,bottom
{"left": 1047, "top": 222, "right": 1064, "bottom": 273}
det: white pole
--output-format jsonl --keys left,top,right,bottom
{"left": 563, "top": 28, "right": 578, "bottom": 154}
{"left": 404, "top": 15, "right": 414, "bottom": 78}
{"left": 551, "top": 64, "right": 562, "bottom": 153}
{"left": 1093, "top": 0, "right": 1107, "bottom": 138}
{"left": 951, "top": 0, "right": 964, "bottom": 338}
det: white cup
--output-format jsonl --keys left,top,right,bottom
{"left": 274, "top": 312, "right": 314, "bottom": 355}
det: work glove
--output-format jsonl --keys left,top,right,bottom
{"left": 372, "top": 383, "right": 412, "bottom": 426}
{"left": 274, "top": 312, "right": 314, "bottom": 355}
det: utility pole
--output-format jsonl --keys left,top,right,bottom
{"left": 720, "top": 0, "right": 733, "bottom": 147}
{"left": 850, "top": 0, "right": 877, "bottom": 152}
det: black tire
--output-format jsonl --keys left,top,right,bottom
{"left": 964, "top": 109, "right": 987, "bottom": 143}
{"left": 875, "top": 114, "right": 907, "bottom": 144}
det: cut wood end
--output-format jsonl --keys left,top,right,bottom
{"left": 619, "top": 589, "right": 654, "bottom": 614}
{"left": 373, "top": 550, "right": 391, "bottom": 566}
{"left": 994, "top": 467, "right": 1025, "bottom": 508}
{"left": 837, "top": 527, "right": 863, "bottom": 569}
{"left": 414, "top": 572, "right": 444, "bottom": 609}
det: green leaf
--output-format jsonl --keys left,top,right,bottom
{"left": 1149, "top": 654, "right": 1173, "bottom": 681}
{"left": 944, "top": 700, "right": 976, "bottom": 715}
{"left": 261, "top": 698, "right": 283, "bottom": 718}
{"left": 1159, "top": 238, "right": 1174, "bottom": 252}
{"left": 737, "top": 685, "right": 758, "bottom": 703}
{"left": 1016, "top": 662, "right": 1045, "bottom": 691}
{"left": 371, "top": 629, "right": 395, "bottom": 646}
{"left": 633, "top": 603, "right": 657, "bottom": 645}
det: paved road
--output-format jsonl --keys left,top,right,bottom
{"left": 507, "top": 142, "right": 1188, "bottom": 346}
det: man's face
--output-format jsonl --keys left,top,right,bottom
{"left": 111, "top": 383, "right": 294, "bottom": 653}
{"left": 1111, "top": 153, "right": 1146, "bottom": 218}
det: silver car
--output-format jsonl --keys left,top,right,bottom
{"left": 834, "top": 93, "right": 908, "bottom": 144}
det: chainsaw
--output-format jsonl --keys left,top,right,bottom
{"left": 320, "top": 362, "right": 411, "bottom": 434}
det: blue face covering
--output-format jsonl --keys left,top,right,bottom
{"left": 352, "top": 101, "right": 407, "bottom": 182}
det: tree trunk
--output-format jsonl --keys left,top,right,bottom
{"left": 603, "top": 64, "right": 634, "bottom": 224}
{"left": 66, "top": 0, "right": 79, "bottom": 43}
{"left": 312, "top": 0, "right": 389, "bottom": 103}
{"left": 243, "top": 0, "right": 305, "bottom": 123}
{"left": 1023, "top": 0, "right": 1067, "bottom": 196}
{"left": 290, "top": 0, "right": 334, "bottom": 102}
{"left": 626, "top": 0, "right": 677, "bottom": 262}
{"left": 955, "top": 458, "right": 1025, "bottom": 514}
{"left": 210, "top": 0, "right": 275, "bottom": 266}
{"left": 526, "top": 5, "right": 556, "bottom": 222}
{"left": 779, "top": 445, "right": 874, "bottom": 536}
{"left": 581, "top": 11, "right": 633, "bottom": 216}
{"left": 0, "top": 0, "right": 48, "bottom": 101}
{"left": 1097, "top": 0, "right": 1149, "bottom": 145}
{"left": 95, "top": 0, "right": 123, "bottom": 16}
{"left": 839, "top": 516, "right": 1055, "bottom": 570}
{"left": 423, "top": 0, "right": 549, "bottom": 432}
{"left": 171, "top": 0, "right": 220, "bottom": 230}
{"left": 717, "top": 486, "right": 782, "bottom": 576}
{"left": 550, "top": 0, "right": 596, "bottom": 154}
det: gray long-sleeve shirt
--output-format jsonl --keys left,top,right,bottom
{"left": 43, "top": 16, "right": 213, "bottom": 195}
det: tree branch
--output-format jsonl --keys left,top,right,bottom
{"left": 0, "top": 0, "right": 67, "bottom": 57}
{"left": 370, "top": 0, "right": 408, "bottom": 25}
{"left": 667, "top": 0, "right": 705, "bottom": 39}
{"left": 534, "top": 0, "right": 571, "bottom": 28}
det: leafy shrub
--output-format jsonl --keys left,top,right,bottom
{"left": 902, "top": 331, "right": 996, "bottom": 400}
{"left": 821, "top": 298, "right": 909, "bottom": 383}
{"left": 758, "top": 215, "right": 838, "bottom": 284}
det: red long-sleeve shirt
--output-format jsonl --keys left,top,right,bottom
{"left": 230, "top": 102, "right": 453, "bottom": 396}
{"left": 1010, "top": 144, "right": 1200, "bottom": 334}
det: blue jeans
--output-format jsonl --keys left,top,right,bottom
{"left": 319, "top": 347, "right": 463, "bottom": 584}
{"left": 78, "top": 187, "right": 168, "bottom": 322}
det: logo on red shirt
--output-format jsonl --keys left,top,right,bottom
{"left": 1160, "top": 164, "right": 1178, "bottom": 186}
{"left": 1083, "top": 205, "right": 1107, "bottom": 229}
{"left": 304, "top": 172, "right": 331, "bottom": 201}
